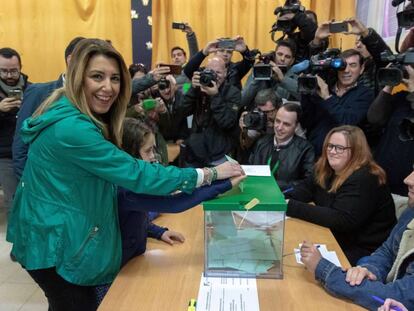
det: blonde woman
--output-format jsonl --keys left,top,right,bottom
{"left": 6, "top": 39, "right": 243, "bottom": 310}
{"left": 286, "top": 125, "right": 396, "bottom": 265}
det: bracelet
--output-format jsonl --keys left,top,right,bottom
{"left": 211, "top": 167, "right": 218, "bottom": 182}
{"left": 202, "top": 168, "right": 213, "bottom": 186}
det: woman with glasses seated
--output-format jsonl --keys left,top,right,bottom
{"left": 285, "top": 125, "right": 396, "bottom": 265}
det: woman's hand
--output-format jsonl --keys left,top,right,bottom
{"left": 160, "top": 230, "right": 185, "bottom": 245}
{"left": 300, "top": 241, "right": 322, "bottom": 275}
{"left": 214, "top": 161, "right": 245, "bottom": 180}
{"left": 230, "top": 175, "right": 247, "bottom": 187}
{"left": 344, "top": 265, "right": 377, "bottom": 286}
{"left": 378, "top": 298, "right": 408, "bottom": 311}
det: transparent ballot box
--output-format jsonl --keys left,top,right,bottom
{"left": 203, "top": 176, "right": 287, "bottom": 279}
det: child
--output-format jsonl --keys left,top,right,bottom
{"left": 95, "top": 118, "right": 244, "bottom": 305}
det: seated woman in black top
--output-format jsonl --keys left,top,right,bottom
{"left": 286, "top": 125, "right": 396, "bottom": 265}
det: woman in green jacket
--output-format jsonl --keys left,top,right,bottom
{"left": 6, "top": 38, "right": 243, "bottom": 311}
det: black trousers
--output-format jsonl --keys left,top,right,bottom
{"left": 27, "top": 267, "right": 97, "bottom": 311}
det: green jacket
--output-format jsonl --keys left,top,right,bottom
{"left": 7, "top": 96, "right": 197, "bottom": 286}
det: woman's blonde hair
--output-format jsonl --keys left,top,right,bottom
{"left": 33, "top": 38, "right": 131, "bottom": 147}
{"left": 315, "top": 125, "right": 386, "bottom": 193}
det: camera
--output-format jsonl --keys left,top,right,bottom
{"left": 217, "top": 39, "right": 236, "bottom": 50}
{"left": 172, "top": 22, "right": 186, "bottom": 30}
{"left": 8, "top": 89, "right": 22, "bottom": 100}
{"left": 252, "top": 51, "right": 283, "bottom": 81}
{"left": 399, "top": 117, "right": 414, "bottom": 141}
{"left": 271, "top": 0, "right": 305, "bottom": 34}
{"left": 377, "top": 48, "right": 414, "bottom": 86}
{"left": 396, "top": 2, "right": 414, "bottom": 28}
{"left": 297, "top": 49, "right": 346, "bottom": 94}
{"left": 158, "top": 78, "right": 170, "bottom": 90}
{"left": 243, "top": 110, "right": 267, "bottom": 132}
{"left": 199, "top": 68, "right": 217, "bottom": 87}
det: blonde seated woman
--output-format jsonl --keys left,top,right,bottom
{"left": 285, "top": 125, "right": 396, "bottom": 265}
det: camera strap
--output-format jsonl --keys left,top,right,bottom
{"left": 395, "top": 26, "right": 403, "bottom": 53}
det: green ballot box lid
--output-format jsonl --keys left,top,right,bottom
{"left": 203, "top": 176, "right": 287, "bottom": 211}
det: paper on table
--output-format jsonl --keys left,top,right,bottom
{"left": 241, "top": 165, "right": 271, "bottom": 176}
{"left": 197, "top": 273, "right": 260, "bottom": 311}
{"left": 294, "top": 244, "right": 342, "bottom": 267}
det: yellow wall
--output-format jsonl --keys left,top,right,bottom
{"left": 152, "top": 0, "right": 356, "bottom": 66}
{"left": 0, "top": 0, "right": 132, "bottom": 83}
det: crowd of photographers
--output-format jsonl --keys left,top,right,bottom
{"left": 0, "top": 0, "right": 413, "bottom": 309}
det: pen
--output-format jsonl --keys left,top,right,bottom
{"left": 225, "top": 154, "right": 239, "bottom": 164}
{"left": 371, "top": 296, "right": 403, "bottom": 311}
{"left": 282, "top": 187, "right": 294, "bottom": 194}
{"left": 283, "top": 245, "right": 320, "bottom": 257}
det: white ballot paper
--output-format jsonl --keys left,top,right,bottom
{"left": 196, "top": 273, "right": 260, "bottom": 311}
{"left": 241, "top": 165, "right": 271, "bottom": 177}
{"left": 294, "top": 244, "right": 342, "bottom": 267}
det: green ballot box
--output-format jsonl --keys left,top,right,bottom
{"left": 203, "top": 176, "right": 287, "bottom": 279}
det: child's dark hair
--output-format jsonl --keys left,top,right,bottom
{"left": 122, "top": 117, "right": 154, "bottom": 158}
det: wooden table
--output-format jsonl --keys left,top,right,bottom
{"left": 99, "top": 207, "right": 364, "bottom": 311}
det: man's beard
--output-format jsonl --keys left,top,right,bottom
{"left": 1, "top": 77, "right": 18, "bottom": 86}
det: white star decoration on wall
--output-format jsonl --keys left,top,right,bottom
{"left": 131, "top": 10, "right": 139, "bottom": 19}
{"left": 147, "top": 16, "right": 152, "bottom": 26}
{"left": 142, "top": 0, "right": 150, "bottom": 6}
{"left": 146, "top": 41, "right": 153, "bottom": 50}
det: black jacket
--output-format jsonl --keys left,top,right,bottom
{"left": 301, "top": 83, "right": 374, "bottom": 156}
{"left": 368, "top": 90, "right": 414, "bottom": 196}
{"left": 284, "top": 12, "right": 317, "bottom": 62}
{"left": 248, "top": 134, "right": 315, "bottom": 190}
{"left": 179, "top": 82, "right": 241, "bottom": 166}
{"left": 286, "top": 166, "right": 396, "bottom": 265}
{"left": 0, "top": 73, "right": 30, "bottom": 158}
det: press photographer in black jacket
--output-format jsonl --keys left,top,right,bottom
{"left": 179, "top": 57, "right": 241, "bottom": 167}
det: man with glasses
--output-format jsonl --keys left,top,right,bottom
{"left": 239, "top": 88, "right": 282, "bottom": 154}
{"left": 0, "top": 47, "right": 30, "bottom": 217}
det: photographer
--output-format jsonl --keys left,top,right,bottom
{"left": 249, "top": 103, "right": 314, "bottom": 191}
{"left": 310, "top": 18, "right": 392, "bottom": 93}
{"left": 272, "top": 0, "right": 317, "bottom": 62}
{"left": 179, "top": 57, "right": 241, "bottom": 167}
{"left": 241, "top": 40, "right": 299, "bottom": 110}
{"left": 239, "top": 88, "right": 282, "bottom": 153}
{"left": 367, "top": 66, "right": 414, "bottom": 197}
{"left": 183, "top": 36, "right": 254, "bottom": 90}
{"left": 156, "top": 75, "right": 190, "bottom": 145}
{"left": 0, "top": 47, "right": 30, "bottom": 216}
{"left": 300, "top": 49, "right": 374, "bottom": 156}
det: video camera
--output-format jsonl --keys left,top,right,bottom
{"left": 271, "top": 0, "right": 305, "bottom": 35}
{"left": 297, "top": 48, "right": 346, "bottom": 94}
{"left": 377, "top": 48, "right": 414, "bottom": 86}
{"left": 199, "top": 68, "right": 217, "bottom": 87}
{"left": 243, "top": 109, "right": 267, "bottom": 132}
{"left": 250, "top": 49, "right": 288, "bottom": 81}
{"left": 391, "top": 0, "right": 414, "bottom": 51}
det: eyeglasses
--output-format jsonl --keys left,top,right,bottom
{"left": 262, "top": 108, "right": 276, "bottom": 116}
{"left": 0, "top": 69, "right": 20, "bottom": 78}
{"left": 327, "top": 143, "right": 351, "bottom": 154}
